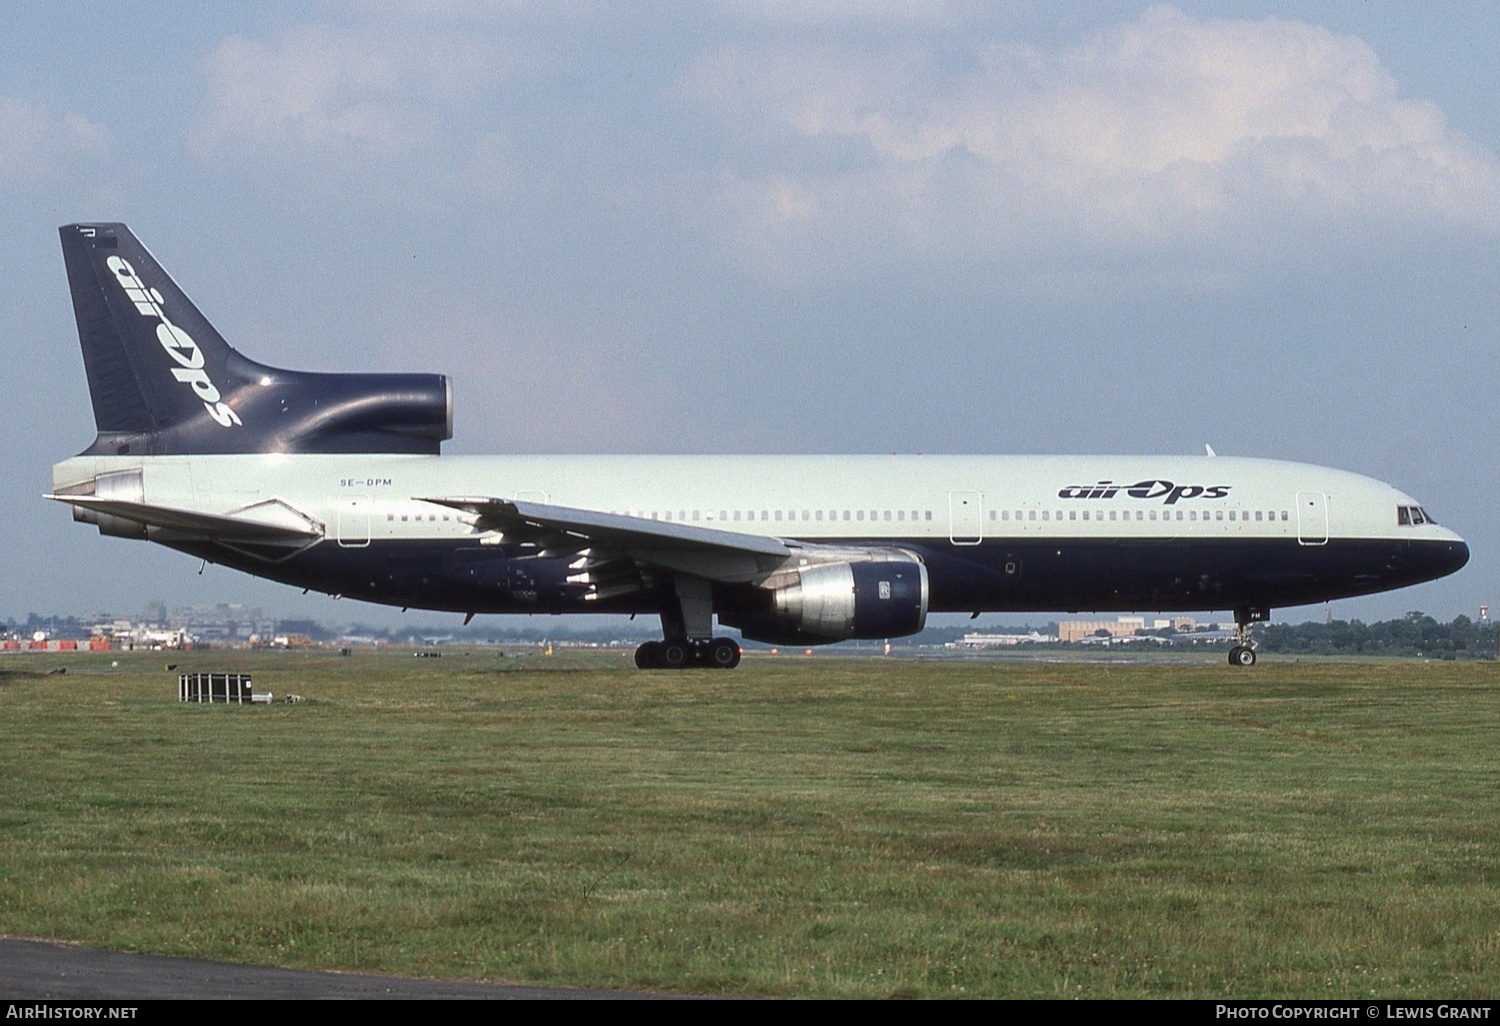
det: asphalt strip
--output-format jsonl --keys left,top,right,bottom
{"left": 0, "top": 937, "right": 691, "bottom": 1000}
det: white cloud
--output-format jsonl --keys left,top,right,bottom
{"left": 715, "top": 0, "right": 971, "bottom": 26}
{"left": 0, "top": 98, "right": 109, "bottom": 182}
{"left": 328, "top": 0, "right": 599, "bottom": 25}
{"left": 190, "top": 24, "right": 528, "bottom": 186}
{"left": 676, "top": 5, "right": 1500, "bottom": 273}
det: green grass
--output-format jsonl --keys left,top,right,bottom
{"left": 1, "top": 650, "right": 1498, "bottom": 997}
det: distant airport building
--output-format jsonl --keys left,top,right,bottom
{"left": 1057, "top": 617, "right": 1148, "bottom": 643}
{"left": 1055, "top": 616, "right": 1213, "bottom": 643}
{"left": 952, "top": 631, "right": 1056, "bottom": 648}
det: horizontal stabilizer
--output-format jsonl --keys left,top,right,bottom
{"left": 45, "top": 494, "right": 324, "bottom": 542}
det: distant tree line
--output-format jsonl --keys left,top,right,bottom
{"left": 5, "top": 610, "right": 1494, "bottom": 659}
{"left": 1255, "top": 612, "right": 1498, "bottom": 660}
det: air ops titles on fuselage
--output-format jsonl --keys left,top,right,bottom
{"left": 1059, "top": 480, "right": 1232, "bottom": 505}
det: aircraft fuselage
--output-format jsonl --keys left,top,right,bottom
{"left": 51, "top": 451, "right": 1468, "bottom": 621}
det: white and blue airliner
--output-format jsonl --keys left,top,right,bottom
{"left": 49, "top": 224, "right": 1468, "bottom": 669}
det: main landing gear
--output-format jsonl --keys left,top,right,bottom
{"left": 1227, "top": 606, "right": 1267, "bottom": 667}
{"left": 635, "top": 572, "right": 741, "bottom": 670}
{"left": 634, "top": 637, "right": 742, "bottom": 670}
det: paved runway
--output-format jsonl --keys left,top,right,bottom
{"left": 0, "top": 937, "right": 678, "bottom": 999}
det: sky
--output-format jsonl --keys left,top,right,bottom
{"left": 3, "top": 1, "right": 1498, "bottom": 629}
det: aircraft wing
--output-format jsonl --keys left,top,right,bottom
{"left": 420, "top": 496, "right": 792, "bottom": 582}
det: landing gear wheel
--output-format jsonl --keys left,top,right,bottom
{"left": 1229, "top": 645, "right": 1257, "bottom": 667}
{"left": 636, "top": 637, "right": 741, "bottom": 671}
{"left": 707, "top": 637, "right": 741, "bottom": 669}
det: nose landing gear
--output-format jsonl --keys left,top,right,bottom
{"left": 1227, "top": 606, "right": 1267, "bottom": 667}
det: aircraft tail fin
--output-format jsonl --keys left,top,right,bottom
{"left": 60, "top": 223, "right": 451, "bottom": 456}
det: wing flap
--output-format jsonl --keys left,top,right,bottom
{"left": 421, "top": 496, "right": 791, "bottom": 582}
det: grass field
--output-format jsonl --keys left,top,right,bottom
{"left": 1, "top": 648, "right": 1497, "bottom": 998}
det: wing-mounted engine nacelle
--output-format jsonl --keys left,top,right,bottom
{"left": 723, "top": 555, "right": 929, "bottom": 646}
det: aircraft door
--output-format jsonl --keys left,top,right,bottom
{"left": 949, "top": 490, "right": 983, "bottom": 546}
{"left": 338, "top": 496, "right": 372, "bottom": 548}
{"left": 1296, "top": 492, "right": 1328, "bottom": 546}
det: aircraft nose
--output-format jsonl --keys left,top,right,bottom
{"left": 1426, "top": 539, "right": 1470, "bottom": 580}
{"left": 1446, "top": 540, "right": 1471, "bottom": 576}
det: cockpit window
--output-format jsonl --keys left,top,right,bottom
{"left": 1397, "top": 505, "right": 1437, "bottom": 526}
{"left": 1398, "top": 506, "right": 1411, "bottom": 526}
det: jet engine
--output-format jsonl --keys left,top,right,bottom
{"left": 69, "top": 469, "right": 147, "bottom": 539}
{"left": 722, "top": 555, "right": 928, "bottom": 645}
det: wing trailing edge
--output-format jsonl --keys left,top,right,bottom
{"left": 420, "top": 496, "right": 792, "bottom": 583}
